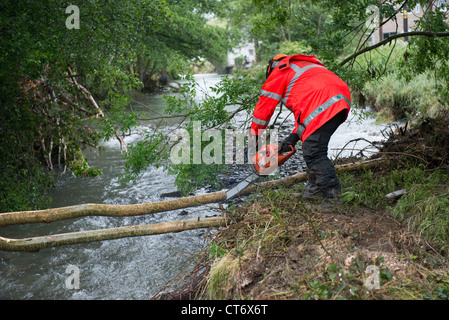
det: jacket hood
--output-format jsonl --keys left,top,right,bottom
{"left": 284, "top": 54, "right": 324, "bottom": 66}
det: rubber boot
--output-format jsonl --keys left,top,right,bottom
{"left": 324, "top": 183, "right": 342, "bottom": 200}
{"left": 302, "top": 168, "right": 325, "bottom": 201}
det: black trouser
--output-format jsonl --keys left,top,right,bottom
{"left": 302, "top": 110, "right": 347, "bottom": 194}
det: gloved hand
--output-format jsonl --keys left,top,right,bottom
{"left": 279, "top": 133, "right": 299, "bottom": 153}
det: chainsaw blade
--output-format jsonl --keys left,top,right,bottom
{"left": 225, "top": 172, "right": 259, "bottom": 201}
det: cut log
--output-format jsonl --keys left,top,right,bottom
{"left": 0, "top": 217, "right": 226, "bottom": 252}
{"left": 0, "top": 159, "right": 383, "bottom": 228}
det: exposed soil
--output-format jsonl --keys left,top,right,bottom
{"left": 156, "top": 197, "right": 447, "bottom": 300}
{"left": 200, "top": 200, "right": 445, "bottom": 300}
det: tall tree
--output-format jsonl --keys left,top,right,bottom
{"left": 0, "top": 0, "right": 170, "bottom": 211}
{"left": 132, "top": 0, "right": 232, "bottom": 91}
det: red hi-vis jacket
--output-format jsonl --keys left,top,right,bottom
{"left": 251, "top": 54, "right": 351, "bottom": 142}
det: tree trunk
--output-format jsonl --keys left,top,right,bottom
{"left": 0, "top": 159, "right": 382, "bottom": 228}
{"left": 0, "top": 192, "right": 228, "bottom": 228}
{"left": 0, "top": 217, "right": 225, "bottom": 252}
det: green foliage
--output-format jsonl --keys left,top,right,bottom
{"left": 121, "top": 130, "right": 169, "bottom": 184}
{"left": 341, "top": 167, "right": 427, "bottom": 208}
{"left": 353, "top": 40, "right": 408, "bottom": 79}
{"left": 101, "top": 93, "right": 140, "bottom": 142}
{"left": 392, "top": 168, "right": 449, "bottom": 253}
{"left": 69, "top": 150, "right": 102, "bottom": 177}
{"left": 163, "top": 120, "right": 229, "bottom": 195}
{"left": 165, "top": 71, "right": 262, "bottom": 125}
{"left": 208, "top": 243, "right": 226, "bottom": 258}
{"left": 424, "top": 284, "right": 449, "bottom": 300}
{"left": 161, "top": 71, "right": 263, "bottom": 194}
{"left": 168, "top": 164, "right": 227, "bottom": 196}
{"left": 0, "top": 164, "right": 54, "bottom": 213}
{"left": 0, "top": 0, "right": 169, "bottom": 211}
{"left": 300, "top": 259, "right": 382, "bottom": 300}
{"left": 398, "top": 7, "right": 449, "bottom": 104}
{"left": 122, "top": 66, "right": 266, "bottom": 195}
{"left": 133, "top": 0, "right": 232, "bottom": 90}
{"left": 350, "top": 36, "right": 448, "bottom": 123}
{"left": 341, "top": 166, "right": 449, "bottom": 253}
{"left": 278, "top": 41, "right": 313, "bottom": 56}
{"left": 363, "top": 71, "right": 443, "bottom": 122}
{"left": 353, "top": 3, "right": 449, "bottom": 119}
{"left": 233, "top": 56, "right": 246, "bottom": 69}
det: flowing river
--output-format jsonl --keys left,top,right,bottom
{"left": 0, "top": 73, "right": 388, "bottom": 300}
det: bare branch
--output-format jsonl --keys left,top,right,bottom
{"left": 67, "top": 67, "right": 104, "bottom": 117}
{"left": 340, "top": 31, "right": 449, "bottom": 66}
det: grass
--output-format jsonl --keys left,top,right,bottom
{"left": 363, "top": 72, "right": 443, "bottom": 123}
{"left": 342, "top": 165, "right": 449, "bottom": 254}
{"left": 351, "top": 39, "right": 448, "bottom": 124}
{"left": 197, "top": 163, "right": 449, "bottom": 300}
{"left": 392, "top": 175, "right": 449, "bottom": 253}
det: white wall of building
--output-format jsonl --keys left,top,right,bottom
{"left": 227, "top": 41, "right": 256, "bottom": 69}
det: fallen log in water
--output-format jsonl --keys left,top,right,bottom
{"left": 0, "top": 159, "right": 382, "bottom": 228}
{"left": 0, "top": 192, "right": 228, "bottom": 228}
{"left": 0, "top": 217, "right": 226, "bottom": 252}
{"left": 0, "top": 159, "right": 383, "bottom": 252}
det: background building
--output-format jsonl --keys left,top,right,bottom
{"left": 371, "top": 1, "right": 447, "bottom": 44}
{"left": 226, "top": 41, "right": 257, "bottom": 73}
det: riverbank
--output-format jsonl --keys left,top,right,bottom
{"left": 156, "top": 112, "right": 449, "bottom": 300}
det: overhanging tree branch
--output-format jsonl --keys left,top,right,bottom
{"left": 340, "top": 31, "right": 449, "bottom": 66}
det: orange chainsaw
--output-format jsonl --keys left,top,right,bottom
{"left": 225, "top": 144, "right": 296, "bottom": 200}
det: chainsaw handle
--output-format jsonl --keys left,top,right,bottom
{"left": 279, "top": 144, "right": 295, "bottom": 155}
{"left": 277, "top": 144, "right": 296, "bottom": 165}
{"left": 252, "top": 144, "right": 296, "bottom": 175}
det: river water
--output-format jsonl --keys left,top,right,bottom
{"left": 0, "top": 73, "right": 388, "bottom": 300}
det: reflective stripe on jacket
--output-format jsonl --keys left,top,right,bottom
{"left": 251, "top": 54, "right": 351, "bottom": 142}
